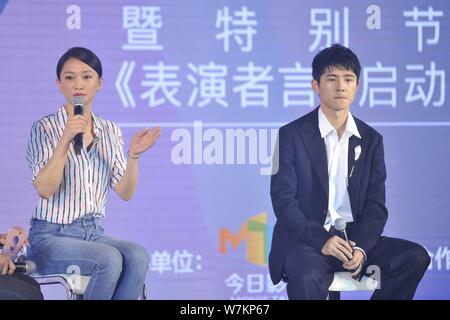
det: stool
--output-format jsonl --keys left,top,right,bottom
{"left": 32, "top": 273, "right": 147, "bottom": 300}
{"left": 328, "top": 271, "right": 379, "bottom": 300}
{"left": 282, "top": 271, "right": 379, "bottom": 300}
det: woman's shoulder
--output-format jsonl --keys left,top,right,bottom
{"left": 93, "top": 114, "right": 122, "bottom": 135}
{"left": 32, "top": 106, "right": 65, "bottom": 127}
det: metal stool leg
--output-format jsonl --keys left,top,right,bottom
{"left": 141, "top": 284, "right": 147, "bottom": 300}
{"left": 328, "top": 291, "right": 341, "bottom": 300}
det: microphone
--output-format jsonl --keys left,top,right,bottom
{"left": 335, "top": 218, "right": 362, "bottom": 279}
{"left": 334, "top": 218, "right": 349, "bottom": 243}
{"left": 72, "top": 96, "right": 84, "bottom": 155}
{"left": 14, "top": 260, "right": 37, "bottom": 275}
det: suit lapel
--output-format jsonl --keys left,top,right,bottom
{"left": 347, "top": 135, "right": 358, "bottom": 181}
{"left": 298, "top": 109, "right": 370, "bottom": 215}
{"left": 347, "top": 121, "right": 368, "bottom": 215}
{"left": 299, "top": 109, "right": 329, "bottom": 197}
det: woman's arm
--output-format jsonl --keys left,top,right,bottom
{"left": 114, "top": 156, "right": 139, "bottom": 201}
{"left": 33, "top": 115, "right": 87, "bottom": 199}
{"left": 114, "top": 127, "right": 160, "bottom": 201}
{"left": 33, "top": 137, "right": 71, "bottom": 199}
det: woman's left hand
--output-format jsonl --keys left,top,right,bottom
{"left": 128, "top": 126, "right": 161, "bottom": 158}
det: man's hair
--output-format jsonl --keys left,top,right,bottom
{"left": 312, "top": 43, "right": 361, "bottom": 83}
{"left": 56, "top": 47, "right": 102, "bottom": 80}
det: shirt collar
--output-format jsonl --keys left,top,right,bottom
{"left": 91, "top": 112, "right": 103, "bottom": 137}
{"left": 318, "top": 107, "right": 361, "bottom": 139}
{"left": 346, "top": 112, "right": 361, "bottom": 139}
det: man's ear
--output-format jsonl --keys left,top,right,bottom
{"left": 311, "top": 79, "right": 320, "bottom": 95}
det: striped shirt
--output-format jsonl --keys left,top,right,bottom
{"left": 26, "top": 106, "right": 127, "bottom": 224}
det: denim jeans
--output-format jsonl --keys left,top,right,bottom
{"left": 27, "top": 214, "right": 149, "bottom": 300}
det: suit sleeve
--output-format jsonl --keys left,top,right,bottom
{"left": 352, "top": 135, "right": 388, "bottom": 256}
{"left": 270, "top": 126, "right": 332, "bottom": 250}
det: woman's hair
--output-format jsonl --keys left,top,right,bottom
{"left": 56, "top": 47, "right": 102, "bottom": 80}
{"left": 312, "top": 43, "right": 361, "bottom": 83}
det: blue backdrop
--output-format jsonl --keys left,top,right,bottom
{"left": 0, "top": 0, "right": 448, "bottom": 299}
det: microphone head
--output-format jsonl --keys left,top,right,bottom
{"left": 24, "top": 260, "right": 37, "bottom": 275}
{"left": 72, "top": 96, "right": 85, "bottom": 116}
{"left": 72, "top": 96, "right": 85, "bottom": 107}
{"left": 334, "top": 218, "right": 347, "bottom": 231}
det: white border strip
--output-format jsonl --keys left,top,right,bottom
{"left": 117, "top": 122, "right": 450, "bottom": 128}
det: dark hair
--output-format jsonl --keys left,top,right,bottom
{"left": 312, "top": 44, "right": 361, "bottom": 83}
{"left": 56, "top": 47, "right": 102, "bottom": 80}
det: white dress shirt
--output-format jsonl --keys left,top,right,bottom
{"left": 318, "top": 107, "right": 361, "bottom": 231}
{"left": 318, "top": 108, "right": 367, "bottom": 260}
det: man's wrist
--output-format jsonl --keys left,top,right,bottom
{"left": 352, "top": 246, "right": 367, "bottom": 261}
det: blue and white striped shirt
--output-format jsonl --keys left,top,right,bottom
{"left": 26, "top": 106, "right": 127, "bottom": 224}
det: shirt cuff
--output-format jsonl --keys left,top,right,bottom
{"left": 352, "top": 246, "right": 367, "bottom": 261}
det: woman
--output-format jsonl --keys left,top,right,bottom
{"left": 26, "top": 47, "right": 160, "bottom": 300}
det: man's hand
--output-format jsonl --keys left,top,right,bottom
{"left": 0, "top": 233, "right": 12, "bottom": 248}
{"left": 343, "top": 244, "right": 365, "bottom": 278}
{"left": 321, "top": 235, "right": 354, "bottom": 263}
{"left": 0, "top": 254, "right": 15, "bottom": 275}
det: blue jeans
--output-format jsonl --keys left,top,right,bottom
{"left": 27, "top": 215, "right": 149, "bottom": 300}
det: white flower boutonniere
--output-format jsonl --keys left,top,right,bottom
{"left": 349, "top": 145, "right": 361, "bottom": 178}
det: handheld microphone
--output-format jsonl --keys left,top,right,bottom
{"left": 14, "top": 260, "right": 37, "bottom": 275}
{"left": 72, "top": 96, "right": 84, "bottom": 155}
{"left": 335, "top": 218, "right": 362, "bottom": 279}
{"left": 334, "top": 218, "right": 349, "bottom": 243}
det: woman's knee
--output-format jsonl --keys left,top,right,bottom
{"left": 95, "top": 246, "right": 123, "bottom": 275}
{"left": 125, "top": 243, "right": 149, "bottom": 270}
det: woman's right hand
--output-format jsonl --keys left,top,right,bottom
{"left": 61, "top": 115, "right": 88, "bottom": 143}
{"left": 0, "top": 254, "right": 15, "bottom": 275}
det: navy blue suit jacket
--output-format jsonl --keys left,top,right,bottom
{"left": 269, "top": 108, "right": 388, "bottom": 284}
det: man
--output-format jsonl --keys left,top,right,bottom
{"left": 0, "top": 227, "right": 43, "bottom": 300}
{"left": 269, "top": 44, "right": 430, "bottom": 300}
